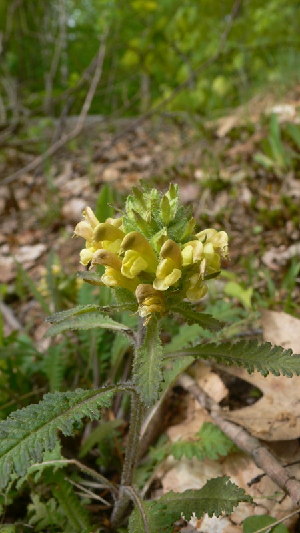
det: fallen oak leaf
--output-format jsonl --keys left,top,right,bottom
{"left": 223, "top": 311, "right": 300, "bottom": 440}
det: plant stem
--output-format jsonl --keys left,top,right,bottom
{"left": 111, "top": 319, "right": 145, "bottom": 527}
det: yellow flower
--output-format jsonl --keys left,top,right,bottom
{"left": 74, "top": 207, "right": 99, "bottom": 241}
{"left": 135, "top": 284, "right": 165, "bottom": 318}
{"left": 75, "top": 209, "right": 125, "bottom": 265}
{"left": 197, "top": 229, "right": 228, "bottom": 258}
{"left": 153, "top": 239, "right": 182, "bottom": 291}
{"left": 185, "top": 272, "right": 208, "bottom": 301}
{"left": 202, "top": 242, "right": 221, "bottom": 275}
{"left": 101, "top": 267, "right": 138, "bottom": 291}
{"left": 93, "top": 222, "right": 125, "bottom": 253}
{"left": 80, "top": 248, "right": 95, "bottom": 266}
{"left": 121, "top": 232, "right": 157, "bottom": 278}
{"left": 92, "top": 249, "right": 138, "bottom": 291}
{"left": 181, "top": 240, "right": 203, "bottom": 266}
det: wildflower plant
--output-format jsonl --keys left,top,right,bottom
{"left": 0, "top": 185, "right": 300, "bottom": 532}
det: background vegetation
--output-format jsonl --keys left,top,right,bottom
{"left": 1, "top": 0, "right": 300, "bottom": 121}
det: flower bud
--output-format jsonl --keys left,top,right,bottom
{"left": 135, "top": 284, "right": 165, "bottom": 318}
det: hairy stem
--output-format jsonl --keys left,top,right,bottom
{"left": 111, "top": 319, "right": 145, "bottom": 527}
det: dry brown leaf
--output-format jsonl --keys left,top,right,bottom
{"left": 62, "top": 198, "right": 86, "bottom": 222}
{"left": 0, "top": 254, "right": 15, "bottom": 282}
{"left": 262, "top": 244, "right": 300, "bottom": 269}
{"left": 14, "top": 244, "right": 46, "bottom": 267}
{"left": 224, "top": 311, "right": 300, "bottom": 440}
{"left": 167, "top": 364, "right": 228, "bottom": 442}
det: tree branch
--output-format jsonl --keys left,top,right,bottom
{"left": 178, "top": 372, "right": 300, "bottom": 507}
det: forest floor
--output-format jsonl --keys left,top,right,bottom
{"left": 1, "top": 86, "right": 300, "bottom": 531}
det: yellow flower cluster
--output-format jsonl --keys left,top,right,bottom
{"left": 74, "top": 205, "right": 228, "bottom": 318}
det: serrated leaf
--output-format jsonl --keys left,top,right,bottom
{"left": 0, "top": 388, "right": 113, "bottom": 489}
{"left": 45, "top": 312, "right": 130, "bottom": 336}
{"left": 163, "top": 357, "right": 194, "bottom": 391}
{"left": 171, "top": 340, "right": 300, "bottom": 377}
{"left": 171, "top": 303, "right": 223, "bottom": 331}
{"left": 46, "top": 305, "right": 102, "bottom": 324}
{"left": 164, "top": 324, "right": 203, "bottom": 353}
{"left": 170, "top": 422, "right": 236, "bottom": 461}
{"left": 134, "top": 316, "right": 163, "bottom": 406}
{"left": 129, "top": 477, "right": 252, "bottom": 533}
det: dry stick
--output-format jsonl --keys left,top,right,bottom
{"left": 3, "top": 33, "right": 107, "bottom": 186}
{"left": 33, "top": 459, "right": 118, "bottom": 496}
{"left": 253, "top": 509, "right": 300, "bottom": 533}
{"left": 178, "top": 373, "right": 300, "bottom": 507}
{"left": 66, "top": 477, "right": 111, "bottom": 506}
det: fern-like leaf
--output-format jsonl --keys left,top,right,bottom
{"left": 169, "top": 340, "right": 300, "bottom": 377}
{"left": 45, "top": 311, "right": 130, "bottom": 336}
{"left": 51, "top": 471, "right": 92, "bottom": 533}
{"left": 0, "top": 388, "right": 113, "bottom": 489}
{"left": 42, "top": 344, "right": 67, "bottom": 391}
{"left": 129, "top": 477, "right": 252, "bottom": 533}
{"left": 134, "top": 316, "right": 163, "bottom": 406}
{"left": 171, "top": 303, "right": 223, "bottom": 331}
{"left": 170, "top": 422, "right": 236, "bottom": 461}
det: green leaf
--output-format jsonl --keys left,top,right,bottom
{"left": 45, "top": 311, "right": 130, "bottom": 336}
{"left": 0, "top": 388, "right": 113, "bottom": 488}
{"left": 171, "top": 340, "right": 300, "bottom": 377}
{"left": 170, "top": 422, "right": 236, "bottom": 461}
{"left": 129, "top": 477, "right": 252, "bottom": 533}
{"left": 80, "top": 419, "right": 122, "bottom": 457}
{"left": 15, "top": 262, "right": 50, "bottom": 314}
{"left": 162, "top": 324, "right": 201, "bottom": 388}
{"left": 95, "top": 184, "right": 114, "bottom": 222}
{"left": 243, "top": 514, "right": 289, "bottom": 533}
{"left": 51, "top": 471, "right": 92, "bottom": 533}
{"left": 224, "top": 281, "right": 253, "bottom": 309}
{"left": 134, "top": 316, "right": 163, "bottom": 406}
{"left": 171, "top": 303, "right": 223, "bottom": 331}
{"left": 285, "top": 123, "right": 300, "bottom": 150}
{"left": 46, "top": 305, "right": 102, "bottom": 324}
{"left": 164, "top": 324, "right": 203, "bottom": 353}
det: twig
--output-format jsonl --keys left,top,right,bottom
{"left": 65, "top": 477, "right": 111, "bottom": 506}
{"left": 3, "top": 31, "right": 108, "bottom": 185}
{"left": 248, "top": 461, "right": 300, "bottom": 487}
{"left": 34, "top": 459, "right": 118, "bottom": 496}
{"left": 253, "top": 508, "right": 300, "bottom": 533}
{"left": 178, "top": 373, "right": 300, "bottom": 507}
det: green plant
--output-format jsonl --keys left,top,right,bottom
{"left": 1, "top": 185, "right": 300, "bottom": 531}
